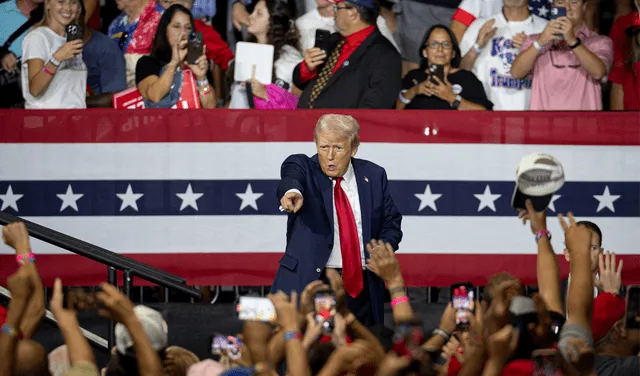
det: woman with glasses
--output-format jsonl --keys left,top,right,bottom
{"left": 20, "top": 0, "right": 87, "bottom": 109}
{"left": 135, "top": 4, "right": 215, "bottom": 108}
{"left": 397, "top": 24, "right": 493, "bottom": 110}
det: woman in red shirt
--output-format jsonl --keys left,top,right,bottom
{"left": 611, "top": 11, "right": 640, "bottom": 110}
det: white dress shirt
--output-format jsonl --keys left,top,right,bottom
{"left": 325, "top": 163, "right": 365, "bottom": 268}
{"left": 284, "top": 163, "right": 365, "bottom": 268}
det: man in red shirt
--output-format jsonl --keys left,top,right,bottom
{"left": 292, "top": 0, "right": 401, "bottom": 109}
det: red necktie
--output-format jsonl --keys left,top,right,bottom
{"left": 334, "top": 177, "right": 363, "bottom": 298}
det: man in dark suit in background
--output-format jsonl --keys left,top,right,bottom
{"left": 271, "top": 114, "right": 403, "bottom": 326}
{"left": 292, "top": 0, "right": 401, "bottom": 109}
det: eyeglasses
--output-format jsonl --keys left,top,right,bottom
{"left": 426, "top": 41, "right": 452, "bottom": 50}
{"left": 550, "top": 43, "right": 581, "bottom": 69}
{"left": 333, "top": 5, "right": 352, "bottom": 12}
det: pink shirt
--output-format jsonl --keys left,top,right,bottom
{"left": 520, "top": 26, "right": 613, "bottom": 110}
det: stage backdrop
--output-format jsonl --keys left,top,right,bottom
{"left": 1, "top": 109, "right": 640, "bottom": 287}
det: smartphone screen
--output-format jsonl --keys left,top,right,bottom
{"left": 66, "top": 24, "right": 83, "bottom": 42}
{"left": 451, "top": 283, "right": 475, "bottom": 329}
{"left": 532, "top": 349, "right": 562, "bottom": 376}
{"left": 236, "top": 296, "right": 276, "bottom": 322}
{"left": 187, "top": 32, "right": 204, "bottom": 65}
{"left": 625, "top": 285, "right": 640, "bottom": 329}
{"left": 210, "top": 333, "right": 230, "bottom": 355}
{"left": 314, "top": 29, "right": 331, "bottom": 53}
{"left": 314, "top": 292, "right": 336, "bottom": 332}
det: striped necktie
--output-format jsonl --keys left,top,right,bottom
{"left": 308, "top": 40, "right": 346, "bottom": 108}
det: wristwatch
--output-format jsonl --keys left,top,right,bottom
{"left": 569, "top": 38, "right": 582, "bottom": 49}
{"left": 450, "top": 95, "right": 462, "bottom": 109}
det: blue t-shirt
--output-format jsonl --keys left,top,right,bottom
{"left": 83, "top": 30, "right": 127, "bottom": 95}
{"left": 0, "top": 0, "right": 30, "bottom": 57}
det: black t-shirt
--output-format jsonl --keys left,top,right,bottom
{"left": 135, "top": 56, "right": 165, "bottom": 85}
{"left": 595, "top": 356, "right": 640, "bottom": 376}
{"left": 402, "top": 68, "right": 494, "bottom": 110}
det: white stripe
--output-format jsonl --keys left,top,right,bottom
{"left": 2, "top": 216, "right": 637, "bottom": 255}
{"left": 1, "top": 143, "right": 640, "bottom": 181}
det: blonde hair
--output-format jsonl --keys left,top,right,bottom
{"left": 314, "top": 114, "right": 361, "bottom": 149}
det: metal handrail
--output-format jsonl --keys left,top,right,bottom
{"left": 0, "top": 212, "right": 202, "bottom": 349}
{"left": 0, "top": 286, "right": 108, "bottom": 350}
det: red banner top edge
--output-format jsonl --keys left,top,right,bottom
{"left": 1, "top": 109, "right": 639, "bottom": 145}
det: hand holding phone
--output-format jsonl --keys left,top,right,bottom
{"left": 314, "top": 292, "right": 336, "bottom": 333}
{"left": 66, "top": 24, "right": 83, "bottom": 42}
{"left": 550, "top": 7, "right": 567, "bottom": 38}
{"left": 451, "top": 283, "right": 475, "bottom": 330}
{"left": 187, "top": 32, "right": 204, "bottom": 65}
{"left": 314, "top": 29, "right": 331, "bottom": 53}
{"left": 428, "top": 64, "right": 445, "bottom": 85}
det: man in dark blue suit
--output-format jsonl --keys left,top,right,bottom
{"left": 271, "top": 114, "right": 403, "bottom": 326}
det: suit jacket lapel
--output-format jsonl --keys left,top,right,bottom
{"left": 312, "top": 155, "right": 335, "bottom": 234}
{"left": 353, "top": 159, "right": 371, "bottom": 258}
{"left": 324, "top": 29, "right": 381, "bottom": 92}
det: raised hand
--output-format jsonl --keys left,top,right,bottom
{"left": 485, "top": 324, "right": 519, "bottom": 364}
{"left": 517, "top": 199, "right": 547, "bottom": 235}
{"left": 512, "top": 32, "right": 527, "bottom": 49}
{"left": 558, "top": 212, "right": 592, "bottom": 256}
{"left": 188, "top": 45, "right": 209, "bottom": 81}
{"left": 2, "top": 222, "right": 30, "bottom": 251}
{"left": 365, "top": 239, "right": 402, "bottom": 284}
{"left": 268, "top": 290, "right": 299, "bottom": 330}
{"left": 170, "top": 33, "right": 188, "bottom": 66}
{"left": 95, "top": 283, "right": 136, "bottom": 324}
{"left": 49, "top": 278, "right": 77, "bottom": 324}
{"left": 280, "top": 191, "right": 303, "bottom": 213}
{"left": 595, "top": 251, "right": 623, "bottom": 294}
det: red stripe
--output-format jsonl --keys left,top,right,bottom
{"left": 0, "top": 110, "right": 639, "bottom": 145}
{"left": 2, "top": 253, "right": 640, "bottom": 287}
{"left": 452, "top": 8, "right": 477, "bottom": 27}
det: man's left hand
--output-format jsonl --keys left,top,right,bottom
{"left": 557, "top": 17, "right": 577, "bottom": 45}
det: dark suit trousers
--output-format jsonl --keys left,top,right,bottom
{"left": 321, "top": 268, "right": 375, "bottom": 327}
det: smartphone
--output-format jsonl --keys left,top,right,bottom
{"left": 66, "top": 24, "right": 83, "bottom": 42}
{"left": 314, "top": 29, "right": 331, "bottom": 53}
{"left": 625, "top": 285, "right": 640, "bottom": 329}
{"left": 187, "top": 32, "right": 204, "bottom": 65}
{"left": 428, "top": 64, "right": 445, "bottom": 85}
{"left": 314, "top": 292, "right": 336, "bottom": 332}
{"left": 451, "top": 283, "right": 474, "bottom": 330}
{"left": 532, "top": 349, "right": 563, "bottom": 376}
{"left": 236, "top": 296, "right": 276, "bottom": 322}
{"left": 550, "top": 7, "right": 566, "bottom": 38}
{"left": 210, "top": 333, "right": 230, "bottom": 355}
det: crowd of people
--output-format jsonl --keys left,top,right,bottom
{"left": 0, "top": 0, "right": 639, "bottom": 110}
{"left": 0, "top": 188, "right": 638, "bottom": 376}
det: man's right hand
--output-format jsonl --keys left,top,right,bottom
{"left": 280, "top": 191, "right": 303, "bottom": 213}
{"left": 232, "top": 2, "right": 250, "bottom": 31}
{"left": 304, "top": 47, "right": 327, "bottom": 72}
{"left": 537, "top": 20, "right": 562, "bottom": 47}
{"left": 53, "top": 40, "right": 84, "bottom": 62}
{"left": 1, "top": 52, "right": 18, "bottom": 72}
{"left": 476, "top": 19, "right": 497, "bottom": 48}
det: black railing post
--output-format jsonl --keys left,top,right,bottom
{"left": 124, "top": 270, "right": 133, "bottom": 299}
{"left": 107, "top": 266, "right": 117, "bottom": 350}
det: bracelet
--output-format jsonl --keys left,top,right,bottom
{"left": 43, "top": 66, "right": 54, "bottom": 76}
{"left": 200, "top": 85, "right": 212, "bottom": 95}
{"left": 284, "top": 331, "right": 302, "bottom": 341}
{"left": 197, "top": 79, "right": 209, "bottom": 87}
{"left": 533, "top": 40, "right": 543, "bottom": 52}
{"left": 389, "top": 286, "right": 406, "bottom": 295}
{"left": 1, "top": 324, "right": 18, "bottom": 338}
{"left": 569, "top": 38, "right": 582, "bottom": 49}
{"left": 253, "top": 362, "right": 271, "bottom": 372}
{"left": 535, "top": 229, "right": 551, "bottom": 243}
{"left": 432, "top": 328, "right": 449, "bottom": 342}
{"left": 49, "top": 56, "right": 61, "bottom": 67}
{"left": 391, "top": 296, "right": 409, "bottom": 308}
{"left": 398, "top": 90, "right": 411, "bottom": 104}
{"left": 473, "top": 43, "right": 482, "bottom": 54}
{"left": 16, "top": 253, "right": 36, "bottom": 265}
